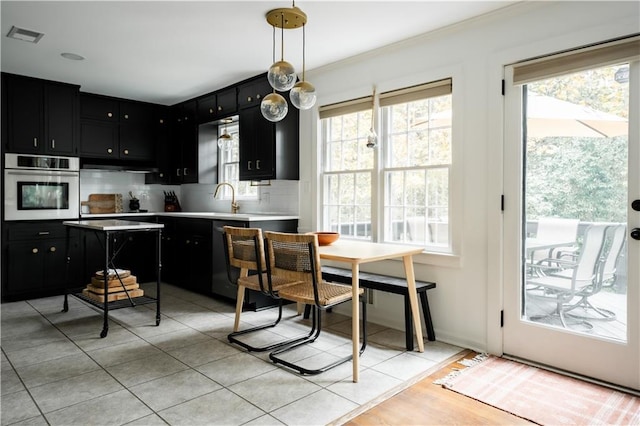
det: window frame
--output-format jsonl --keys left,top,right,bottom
{"left": 319, "top": 78, "right": 460, "bottom": 262}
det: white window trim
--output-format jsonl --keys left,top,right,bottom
{"left": 318, "top": 78, "right": 463, "bottom": 268}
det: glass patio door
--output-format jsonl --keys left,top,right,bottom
{"left": 503, "top": 37, "right": 640, "bottom": 390}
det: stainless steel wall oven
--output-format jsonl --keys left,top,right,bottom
{"left": 4, "top": 153, "right": 80, "bottom": 220}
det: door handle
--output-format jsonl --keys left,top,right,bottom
{"left": 631, "top": 228, "right": 640, "bottom": 241}
{"left": 632, "top": 200, "right": 640, "bottom": 212}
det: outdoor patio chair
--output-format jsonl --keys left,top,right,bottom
{"left": 558, "top": 224, "right": 626, "bottom": 321}
{"left": 264, "top": 231, "right": 367, "bottom": 375}
{"left": 529, "top": 217, "right": 580, "bottom": 267}
{"left": 223, "top": 226, "right": 309, "bottom": 352}
{"left": 526, "top": 224, "right": 608, "bottom": 329}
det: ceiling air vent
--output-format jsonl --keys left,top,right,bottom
{"left": 6, "top": 25, "right": 44, "bottom": 43}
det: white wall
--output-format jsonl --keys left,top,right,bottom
{"left": 298, "top": 1, "right": 640, "bottom": 352}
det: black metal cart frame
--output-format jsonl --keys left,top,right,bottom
{"left": 62, "top": 220, "right": 163, "bottom": 338}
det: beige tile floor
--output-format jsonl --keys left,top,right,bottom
{"left": 1, "top": 282, "right": 463, "bottom": 426}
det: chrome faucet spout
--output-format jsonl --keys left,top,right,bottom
{"left": 214, "top": 182, "right": 239, "bottom": 214}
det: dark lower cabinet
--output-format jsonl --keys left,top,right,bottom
{"left": 158, "top": 217, "right": 298, "bottom": 310}
{"left": 157, "top": 217, "right": 213, "bottom": 294}
{"left": 2, "top": 221, "right": 80, "bottom": 301}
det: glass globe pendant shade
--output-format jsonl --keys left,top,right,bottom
{"left": 261, "top": 92, "right": 288, "bottom": 122}
{"left": 267, "top": 60, "right": 296, "bottom": 91}
{"left": 290, "top": 80, "right": 316, "bottom": 110}
{"left": 217, "top": 133, "right": 232, "bottom": 149}
{"left": 366, "top": 127, "right": 378, "bottom": 148}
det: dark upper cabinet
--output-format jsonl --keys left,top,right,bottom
{"left": 238, "top": 76, "right": 299, "bottom": 181}
{"left": 238, "top": 78, "right": 272, "bottom": 109}
{"left": 3, "top": 73, "right": 78, "bottom": 156}
{"left": 145, "top": 106, "right": 173, "bottom": 184}
{"left": 172, "top": 101, "right": 198, "bottom": 184}
{"left": 79, "top": 93, "right": 158, "bottom": 162}
{"left": 197, "top": 87, "right": 237, "bottom": 123}
{"left": 119, "top": 100, "right": 155, "bottom": 160}
{"left": 216, "top": 88, "right": 238, "bottom": 117}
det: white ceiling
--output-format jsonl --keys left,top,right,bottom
{"left": 1, "top": 1, "right": 517, "bottom": 106}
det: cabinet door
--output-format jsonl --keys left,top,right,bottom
{"left": 120, "top": 123, "right": 155, "bottom": 161}
{"left": 80, "top": 120, "right": 118, "bottom": 158}
{"left": 146, "top": 107, "right": 173, "bottom": 184}
{"left": 45, "top": 83, "right": 77, "bottom": 156}
{"left": 238, "top": 78, "right": 271, "bottom": 109}
{"left": 80, "top": 93, "right": 118, "bottom": 121}
{"left": 197, "top": 94, "right": 217, "bottom": 123}
{"left": 42, "top": 237, "right": 74, "bottom": 290}
{"left": 215, "top": 88, "right": 238, "bottom": 117}
{"left": 239, "top": 106, "right": 275, "bottom": 180}
{"left": 6, "top": 241, "right": 45, "bottom": 293}
{"left": 6, "top": 75, "right": 43, "bottom": 154}
{"left": 180, "top": 121, "right": 199, "bottom": 183}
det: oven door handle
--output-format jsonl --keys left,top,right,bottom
{"left": 5, "top": 169, "right": 79, "bottom": 178}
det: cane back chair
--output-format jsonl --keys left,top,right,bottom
{"left": 222, "top": 226, "right": 308, "bottom": 352}
{"left": 263, "top": 231, "right": 367, "bottom": 375}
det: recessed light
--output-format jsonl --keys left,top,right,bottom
{"left": 61, "top": 52, "right": 85, "bottom": 61}
{"left": 6, "top": 25, "right": 44, "bottom": 43}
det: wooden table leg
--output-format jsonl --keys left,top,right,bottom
{"left": 351, "top": 263, "right": 360, "bottom": 382}
{"left": 403, "top": 255, "right": 424, "bottom": 352}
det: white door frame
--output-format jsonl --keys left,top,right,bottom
{"left": 500, "top": 60, "right": 640, "bottom": 390}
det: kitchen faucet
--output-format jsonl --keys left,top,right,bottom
{"left": 214, "top": 182, "right": 239, "bottom": 214}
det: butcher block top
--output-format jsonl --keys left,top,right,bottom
{"left": 63, "top": 219, "right": 164, "bottom": 231}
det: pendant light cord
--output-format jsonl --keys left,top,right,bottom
{"left": 280, "top": 12, "right": 285, "bottom": 61}
{"left": 302, "top": 24, "right": 306, "bottom": 82}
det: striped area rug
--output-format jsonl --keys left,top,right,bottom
{"left": 441, "top": 355, "right": 640, "bottom": 425}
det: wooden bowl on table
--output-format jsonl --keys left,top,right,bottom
{"left": 309, "top": 231, "right": 340, "bottom": 246}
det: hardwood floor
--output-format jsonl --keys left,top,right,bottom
{"left": 344, "top": 352, "right": 533, "bottom": 425}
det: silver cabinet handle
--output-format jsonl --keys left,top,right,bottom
{"left": 51, "top": 139, "right": 55, "bottom": 149}
{"left": 33, "top": 137, "right": 38, "bottom": 148}
{"left": 176, "top": 168, "right": 181, "bottom": 177}
{"left": 38, "top": 231, "right": 50, "bottom": 236}
{"left": 183, "top": 168, "right": 188, "bottom": 176}
{"left": 248, "top": 161, "right": 252, "bottom": 171}
{"left": 256, "top": 160, "right": 261, "bottom": 170}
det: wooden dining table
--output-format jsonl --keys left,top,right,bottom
{"left": 318, "top": 240, "right": 425, "bottom": 382}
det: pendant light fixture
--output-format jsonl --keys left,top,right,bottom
{"left": 290, "top": 23, "right": 316, "bottom": 110}
{"left": 261, "top": 1, "right": 316, "bottom": 122}
{"left": 262, "top": 22, "right": 289, "bottom": 122}
{"left": 217, "top": 119, "right": 233, "bottom": 149}
{"left": 366, "top": 87, "right": 378, "bottom": 148}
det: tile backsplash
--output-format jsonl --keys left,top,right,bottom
{"left": 79, "top": 171, "right": 299, "bottom": 215}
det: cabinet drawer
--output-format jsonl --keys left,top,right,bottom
{"left": 7, "top": 222, "right": 68, "bottom": 241}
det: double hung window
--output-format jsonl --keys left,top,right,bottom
{"left": 320, "top": 79, "right": 453, "bottom": 253}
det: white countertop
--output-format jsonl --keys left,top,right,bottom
{"left": 63, "top": 219, "right": 164, "bottom": 231}
{"left": 79, "top": 212, "right": 299, "bottom": 222}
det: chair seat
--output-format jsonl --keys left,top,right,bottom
{"left": 528, "top": 276, "right": 571, "bottom": 292}
{"left": 238, "top": 273, "right": 300, "bottom": 292}
{"left": 278, "top": 280, "right": 364, "bottom": 307}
